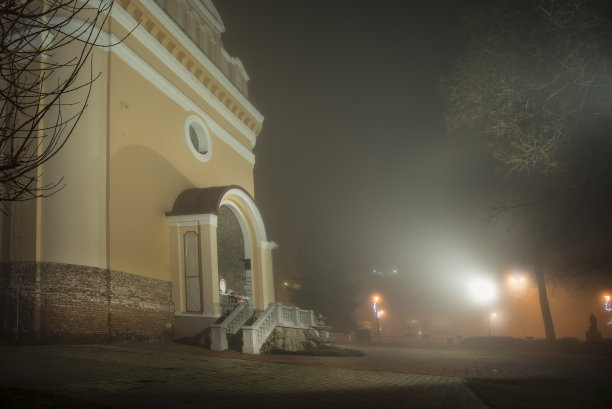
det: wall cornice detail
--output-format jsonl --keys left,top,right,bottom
{"left": 47, "top": 14, "right": 256, "bottom": 164}
{"left": 112, "top": 0, "right": 263, "bottom": 140}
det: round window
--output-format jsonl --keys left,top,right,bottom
{"left": 184, "top": 114, "right": 212, "bottom": 162}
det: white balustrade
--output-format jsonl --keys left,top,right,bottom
{"left": 242, "top": 303, "right": 316, "bottom": 354}
{"left": 210, "top": 301, "right": 251, "bottom": 351}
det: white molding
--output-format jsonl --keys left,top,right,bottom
{"left": 175, "top": 311, "right": 221, "bottom": 318}
{"left": 261, "top": 241, "right": 278, "bottom": 250}
{"left": 194, "top": 0, "right": 225, "bottom": 33}
{"left": 221, "top": 48, "right": 249, "bottom": 81}
{"left": 109, "top": 2, "right": 258, "bottom": 148}
{"left": 220, "top": 188, "right": 267, "bottom": 245}
{"left": 184, "top": 114, "right": 212, "bottom": 162}
{"left": 47, "top": 16, "right": 256, "bottom": 164}
{"left": 111, "top": 40, "right": 256, "bottom": 164}
{"left": 167, "top": 214, "right": 218, "bottom": 227}
{"left": 136, "top": 1, "right": 264, "bottom": 124}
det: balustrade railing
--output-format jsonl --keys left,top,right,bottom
{"left": 210, "top": 301, "right": 251, "bottom": 351}
{"left": 241, "top": 303, "right": 315, "bottom": 354}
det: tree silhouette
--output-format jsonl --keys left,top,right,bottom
{"left": 0, "top": 0, "right": 115, "bottom": 214}
{"left": 443, "top": 0, "right": 612, "bottom": 341}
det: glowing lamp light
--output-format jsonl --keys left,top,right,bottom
{"left": 604, "top": 295, "right": 611, "bottom": 312}
{"left": 509, "top": 275, "right": 527, "bottom": 286}
{"left": 468, "top": 278, "right": 498, "bottom": 305}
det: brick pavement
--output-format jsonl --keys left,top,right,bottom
{"left": 1, "top": 342, "right": 610, "bottom": 408}
{"left": 0, "top": 344, "right": 488, "bottom": 409}
{"left": 131, "top": 342, "right": 612, "bottom": 380}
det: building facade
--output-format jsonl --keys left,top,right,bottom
{"left": 0, "top": 0, "right": 276, "bottom": 342}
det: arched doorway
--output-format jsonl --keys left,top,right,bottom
{"left": 167, "top": 185, "right": 276, "bottom": 315}
{"left": 216, "top": 204, "right": 253, "bottom": 302}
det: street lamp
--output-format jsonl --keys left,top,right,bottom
{"left": 468, "top": 277, "right": 498, "bottom": 337}
{"left": 602, "top": 295, "right": 612, "bottom": 326}
{"left": 372, "top": 296, "right": 381, "bottom": 334}
{"left": 508, "top": 274, "right": 528, "bottom": 294}
{"left": 489, "top": 312, "right": 497, "bottom": 337}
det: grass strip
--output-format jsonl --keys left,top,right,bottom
{"left": 0, "top": 385, "right": 120, "bottom": 409}
{"left": 466, "top": 378, "right": 612, "bottom": 409}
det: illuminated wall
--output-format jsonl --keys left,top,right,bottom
{"left": 1, "top": 0, "right": 276, "bottom": 342}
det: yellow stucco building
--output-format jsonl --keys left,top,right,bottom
{"left": 0, "top": 0, "right": 276, "bottom": 342}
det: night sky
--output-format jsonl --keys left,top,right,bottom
{"left": 213, "top": 1, "right": 612, "bottom": 339}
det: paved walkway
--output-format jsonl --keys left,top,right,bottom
{"left": 0, "top": 342, "right": 609, "bottom": 408}
{"left": 133, "top": 342, "right": 612, "bottom": 380}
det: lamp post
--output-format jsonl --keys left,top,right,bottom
{"left": 373, "top": 296, "right": 381, "bottom": 334}
{"left": 488, "top": 312, "right": 497, "bottom": 337}
{"left": 468, "top": 278, "right": 498, "bottom": 337}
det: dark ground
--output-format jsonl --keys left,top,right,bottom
{"left": 1, "top": 339, "right": 611, "bottom": 409}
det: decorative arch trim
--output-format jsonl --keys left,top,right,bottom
{"left": 220, "top": 188, "right": 267, "bottom": 246}
{"left": 166, "top": 185, "right": 269, "bottom": 247}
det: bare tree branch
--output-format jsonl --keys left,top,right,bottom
{"left": 0, "top": 0, "right": 118, "bottom": 215}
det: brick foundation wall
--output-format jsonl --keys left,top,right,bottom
{"left": 261, "top": 327, "right": 321, "bottom": 353}
{"left": 0, "top": 262, "right": 174, "bottom": 343}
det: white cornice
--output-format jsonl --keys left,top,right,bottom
{"left": 167, "top": 214, "right": 218, "bottom": 227}
{"left": 107, "top": 1, "right": 258, "bottom": 149}
{"left": 52, "top": 14, "right": 256, "bottom": 164}
{"left": 193, "top": 0, "right": 225, "bottom": 33}
{"left": 136, "top": 1, "right": 264, "bottom": 124}
{"left": 111, "top": 40, "right": 256, "bottom": 163}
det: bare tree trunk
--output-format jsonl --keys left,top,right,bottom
{"left": 533, "top": 246, "right": 556, "bottom": 342}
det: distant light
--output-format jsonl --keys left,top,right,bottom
{"left": 468, "top": 278, "right": 498, "bottom": 305}
{"left": 393, "top": 269, "right": 398, "bottom": 274}
{"left": 508, "top": 273, "right": 528, "bottom": 289}
{"left": 604, "top": 295, "right": 611, "bottom": 312}
{"left": 373, "top": 295, "right": 380, "bottom": 313}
